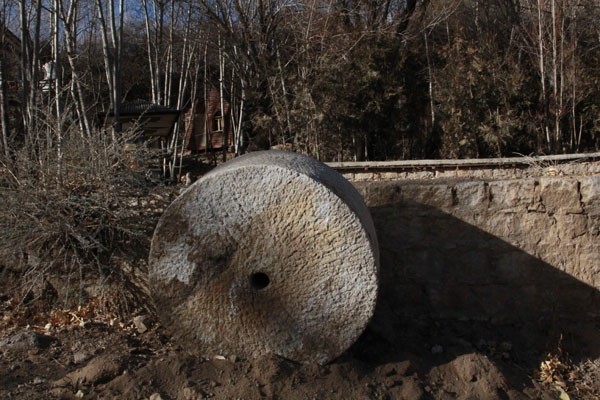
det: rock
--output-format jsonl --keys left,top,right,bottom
{"left": 580, "top": 176, "right": 600, "bottom": 202}
{"left": 132, "top": 315, "right": 148, "bottom": 334}
{"left": 453, "top": 181, "right": 488, "bottom": 209}
{"left": 539, "top": 177, "right": 582, "bottom": 214}
{"left": 181, "top": 387, "right": 198, "bottom": 400}
{"left": 73, "top": 351, "right": 91, "bottom": 364}
{"left": 33, "top": 377, "right": 46, "bottom": 385}
{"left": 149, "top": 393, "right": 163, "bottom": 400}
{"left": 487, "top": 179, "right": 536, "bottom": 212}
{"left": 0, "top": 331, "right": 55, "bottom": 351}
{"left": 431, "top": 345, "right": 444, "bottom": 354}
{"left": 580, "top": 176, "right": 600, "bottom": 215}
{"left": 149, "top": 151, "right": 379, "bottom": 365}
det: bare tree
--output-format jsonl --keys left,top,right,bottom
{"left": 95, "top": 0, "right": 124, "bottom": 137}
{"left": 60, "top": 0, "right": 92, "bottom": 138}
{"left": 19, "top": 0, "right": 44, "bottom": 143}
{"left": 0, "top": 2, "right": 13, "bottom": 159}
{"left": 516, "top": 0, "right": 588, "bottom": 153}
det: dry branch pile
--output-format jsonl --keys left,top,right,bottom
{"left": 0, "top": 128, "right": 169, "bottom": 314}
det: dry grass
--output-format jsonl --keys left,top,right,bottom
{"left": 0, "top": 126, "right": 170, "bottom": 316}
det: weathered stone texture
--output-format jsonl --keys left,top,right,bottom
{"left": 356, "top": 172, "right": 600, "bottom": 330}
{"left": 488, "top": 179, "right": 536, "bottom": 212}
{"left": 581, "top": 176, "right": 600, "bottom": 216}
{"left": 539, "top": 177, "right": 583, "bottom": 214}
{"left": 336, "top": 160, "right": 600, "bottom": 182}
{"left": 149, "top": 151, "right": 378, "bottom": 365}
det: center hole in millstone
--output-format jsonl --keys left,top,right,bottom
{"left": 250, "top": 272, "right": 270, "bottom": 290}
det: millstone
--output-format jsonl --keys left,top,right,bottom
{"left": 148, "top": 150, "right": 379, "bottom": 364}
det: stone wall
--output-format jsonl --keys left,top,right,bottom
{"left": 336, "top": 160, "right": 600, "bottom": 182}
{"left": 350, "top": 169, "right": 600, "bottom": 359}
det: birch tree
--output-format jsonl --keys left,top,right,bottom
{"left": 60, "top": 0, "right": 92, "bottom": 138}
{"left": 0, "top": 3, "right": 13, "bottom": 159}
{"left": 19, "top": 0, "right": 44, "bottom": 143}
{"left": 95, "top": 0, "right": 125, "bottom": 137}
{"left": 517, "top": 0, "right": 587, "bottom": 152}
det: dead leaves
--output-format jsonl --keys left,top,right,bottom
{"left": 2, "top": 295, "right": 145, "bottom": 336}
{"left": 43, "top": 297, "right": 145, "bottom": 334}
{"left": 537, "top": 334, "right": 598, "bottom": 400}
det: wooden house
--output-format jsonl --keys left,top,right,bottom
{"left": 0, "top": 26, "right": 23, "bottom": 100}
{"left": 183, "top": 88, "right": 232, "bottom": 152}
{"left": 99, "top": 99, "right": 180, "bottom": 142}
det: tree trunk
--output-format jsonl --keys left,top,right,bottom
{"left": 536, "top": 0, "right": 550, "bottom": 152}
{"left": 142, "top": 0, "right": 157, "bottom": 104}
{"left": 0, "top": 57, "right": 9, "bottom": 159}
{"left": 62, "top": 0, "right": 92, "bottom": 138}
{"left": 218, "top": 33, "right": 227, "bottom": 163}
{"left": 550, "top": 0, "right": 559, "bottom": 151}
{"left": 424, "top": 30, "right": 435, "bottom": 145}
{"left": 52, "top": 0, "right": 63, "bottom": 184}
{"left": 95, "top": 0, "right": 123, "bottom": 138}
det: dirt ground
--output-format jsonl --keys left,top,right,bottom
{"left": 0, "top": 272, "right": 598, "bottom": 400}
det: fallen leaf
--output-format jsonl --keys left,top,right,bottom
{"left": 558, "top": 388, "right": 570, "bottom": 400}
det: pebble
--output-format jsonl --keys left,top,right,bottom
{"left": 32, "top": 377, "right": 46, "bottom": 385}
{"left": 133, "top": 315, "right": 148, "bottom": 334}
{"left": 149, "top": 393, "right": 163, "bottom": 400}
{"left": 181, "top": 387, "right": 197, "bottom": 400}
{"left": 73, "top": 351, "right": 90, "bottom": 364}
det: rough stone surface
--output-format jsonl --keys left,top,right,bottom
{"left": 581, "top": 175, "right": 600, "bottom": 216}
{"left": 540, "top": 176, "right": 583, "bottom": 214}
{"left": 354, "top": 172, "right": 600, "bottom": 333}
{"left": 149, "top": 150, "right": 379, "bottom": 365}
{"left": 334, "top": 160, "right": 600, "bottom": 182}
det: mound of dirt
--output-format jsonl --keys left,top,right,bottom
{"left": 1, "top": 304, "right": 598, "bottom": 400}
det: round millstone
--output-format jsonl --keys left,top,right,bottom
{"left": 148, "top": 150, "right": 379, "bottom": 364}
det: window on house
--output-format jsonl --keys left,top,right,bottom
{"left": 212, "top": 112, "right": 223, "bottom": 132}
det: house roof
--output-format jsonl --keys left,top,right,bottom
{"left": 0, "top": 25, "right": 20, "bottom": 47}
{"left": 98, "top": 99, "right": 181, "bottom": 138}
{"left": 108, "top": 99, "right": 180, "bottom": 116}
